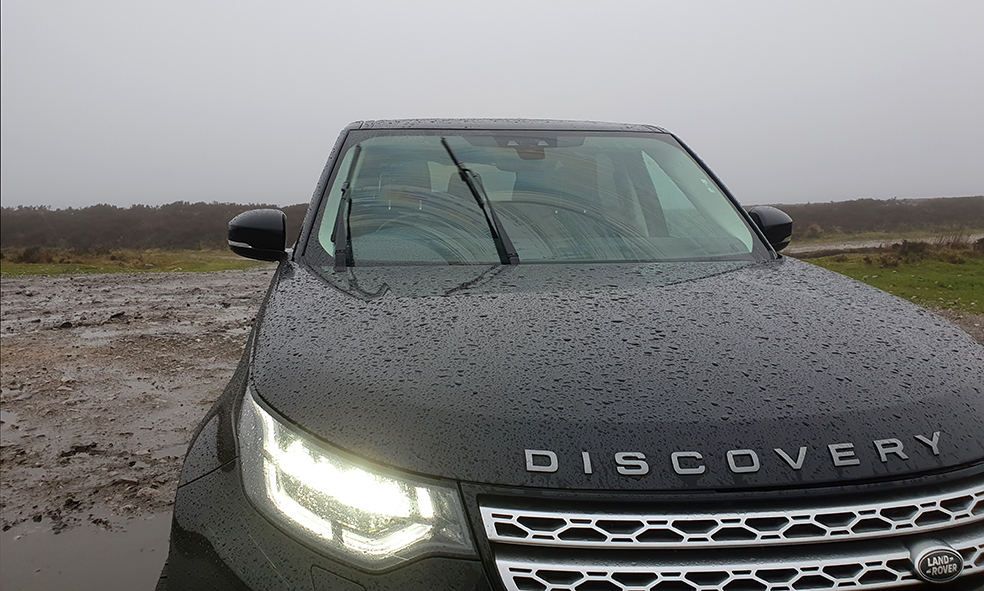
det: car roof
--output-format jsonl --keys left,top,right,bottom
{"left": 351, "top": 118, "right": 667, "bottom": 133}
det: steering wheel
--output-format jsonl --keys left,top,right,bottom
{"left": 373, "top": 208, "right": 459, "bottom": 234}
{"left": 355, "top": 203, "right": 498, "bottom": 264}
{"left": 499, "top": 196, "right": 649, "bottom": 239}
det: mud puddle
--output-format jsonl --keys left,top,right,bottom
{"left": 0, "top": 511, "right": 171, "bottom": 591}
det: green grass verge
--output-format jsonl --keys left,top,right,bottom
{"left": 0, "top": 249, "right": 272, "bottom": 275}
{"left": 807, "top": 255, "right": 983, "bottom": 313}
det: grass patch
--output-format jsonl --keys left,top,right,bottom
{"left": 807, "top": 238, "right": 984, "bottom": 312}
{"left": 0, "top": 248, "right": 272, "bottom": 275}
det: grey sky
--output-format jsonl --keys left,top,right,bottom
{"left": 2, "top": 0, "right": 982, "bottom": 209}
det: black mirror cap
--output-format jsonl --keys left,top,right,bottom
{"left": 748, "top": 205, "right": 793, "bottom": 252}
{"left": 228, "top": 209, "right": 287, "bottom": 262}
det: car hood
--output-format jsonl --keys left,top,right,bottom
{"left": 249, "top": 259, "right": 984, "bottom": 490}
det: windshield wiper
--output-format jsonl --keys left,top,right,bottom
{"left": 331, "top": 144, "right": 362, "bottom": 270}
{"left": 440, "top": 138, "right": 519, "bottom": 265}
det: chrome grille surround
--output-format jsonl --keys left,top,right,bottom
{"left": 481, "top": 479, "right": 984, "bottom": 548}
{"left": 494, "top": 539, "right": 984, "bottom": 591}
{"left": 479, "top": 477, "right": 984, "bottom": 591}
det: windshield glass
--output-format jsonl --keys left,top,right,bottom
{"left": 310, "top": 130, "right": 768, "bottom": 266}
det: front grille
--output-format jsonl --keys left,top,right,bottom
{"left": 479, "top": 477, "right": 984, "bottom": 591}
{"left": 481, "top": 480, "right": 984, "bottom": 549}
{"left": 494, "top": 541, "right": 983, "bottom": 591}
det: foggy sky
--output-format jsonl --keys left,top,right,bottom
{"left": 2, "top": 0, "right": 982, "bottom": 209}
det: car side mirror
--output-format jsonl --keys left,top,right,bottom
{"left": 228, "top": 209, "right": 287, "bottom": 261}
{"left": 747, "top": 206, "right": 792, "bottom": 252}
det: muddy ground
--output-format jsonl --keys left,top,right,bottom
{"left": 3, "top": 266, "right": 982, "bottom": 542}
{"left": 0, "top": 268, "right": 274, "bottom": 536}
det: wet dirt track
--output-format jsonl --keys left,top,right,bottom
{"left": 0, "top": 267, "right": 273, "bottom": 590}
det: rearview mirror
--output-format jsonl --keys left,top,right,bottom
{"left": 228, "top": 209, "right": 287, "bottom": 261}
{"left": 747, "top": 206, "right": 793, "bottom": 252}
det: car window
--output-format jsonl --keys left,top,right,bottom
{"left": 317, "top": 146, "right": 356, "bottom": 255}
{"left": 641, "top": 150, "right": 754, "bottom": 252}
{"left": 313, "top": 131, "right": 765, "bottom": 266}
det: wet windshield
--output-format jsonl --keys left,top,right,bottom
{"left": 311, "top": 131, "right": 768, "bottom": 266}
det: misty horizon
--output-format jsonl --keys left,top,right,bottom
{"left": 3, "top": 1, "right": 982, "bottom": 210}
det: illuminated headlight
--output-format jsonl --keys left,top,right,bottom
{"left": 238, "top": 388, "right": 474, "bottom": 569}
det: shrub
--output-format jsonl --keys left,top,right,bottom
{"left": 877, "top": 254, "right": 899, "bottom": 267}
{"left": 801, "top": 224, "right": 824, "bottom": 239}
{"left": 14, "top": 247, "right": 54, "bottom": 264}
{"left": 891, "top": 240, "right": 930, "bottom": 264}
{"left": 939, "top": 251, "right": 966, "bottom": 264}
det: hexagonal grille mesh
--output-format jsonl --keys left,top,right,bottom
{"left": 495, "top": 542, "right": 984, "bottom": 591}
{"left": 481, "top": 478, "right": 984, "bottom": 590}
{"left": 481, "top": 480, "right": 984, "bottom": 549}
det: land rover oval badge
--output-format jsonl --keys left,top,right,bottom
{"left": 913, "top": 545, "right": 963, "bottom": 584}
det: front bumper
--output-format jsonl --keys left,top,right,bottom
{"left": 167, "top": 456, "right": 984, "bottom": 591}
{"left": 165, "top": 389, "right": 984, "bottom": 591}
